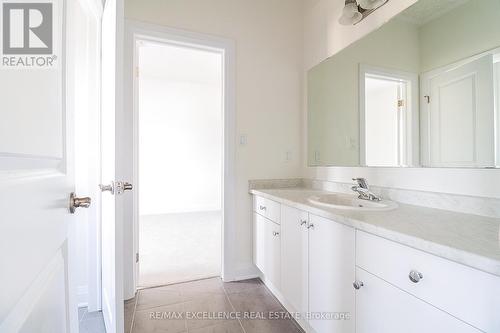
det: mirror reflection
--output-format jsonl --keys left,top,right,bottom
{"left": 307, "top": 0, "right": 500, "bottom": 168}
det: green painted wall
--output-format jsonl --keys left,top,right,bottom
{"left": 308, "top": 0, "right": 500, "bottom": 166}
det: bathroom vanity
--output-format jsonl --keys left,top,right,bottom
{"left": 251, "top": 188, "right": 500, "bottom": 333}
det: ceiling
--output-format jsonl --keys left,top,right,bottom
{"left": 398, "top": 0, "right": 471, "bottom": 26}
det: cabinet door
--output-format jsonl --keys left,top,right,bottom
{"left": 281, "top": 205, "right": 309, "bottom": 315}
{"left": 309, "top": 215, "right": 355, "bottom": 333}
{"left": 264, "top": 217, "right": 281, "bottom": 288}
{"left": 253, "top": 212, "right": 267, "bottom": 273}
{"left": 355, "top": 268, "right": 481, "bottom": 333}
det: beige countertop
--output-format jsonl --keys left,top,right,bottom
{"left": 250, "top": 187, "right": 500, "bottom": 277}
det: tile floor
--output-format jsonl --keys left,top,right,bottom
{"left": 125, "top": 277, "right": 304, "bottom": 333}
{"left": 79, "top": 307, "right": 106, "bottom": 333}
{"left": 139, "top": 211, "right": 221, "bottom": 288}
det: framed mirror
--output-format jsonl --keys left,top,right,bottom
{"left": 307, "top": 0, "right": 500, "bottom": 168}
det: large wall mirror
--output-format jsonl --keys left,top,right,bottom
{"left": 307, "top": 0, "right": 500, "bottom": 168}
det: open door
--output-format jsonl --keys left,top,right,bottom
{"left": 0, "top": 0, "right": 93, "bottom": 332}
{"left": 101, "top": 0, "right": 127, "bottom": 332}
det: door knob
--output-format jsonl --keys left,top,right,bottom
{"left": 69, "top": 192, "right": 91, "bottom": 214}
{"left": 99, "top": 181, "right": 133, "bottom": 195}
{"left": 353, "top": 280, "right": 364, "bottom": 290}
{"left": 99, "top": 183, "right": 114, "bottom": 193}
{"left": 115, "top": 181, "right": 133, "bottom": 194}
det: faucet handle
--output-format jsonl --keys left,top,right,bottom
{"left": 352, "top": 178, "right": 369, "bottom": 189}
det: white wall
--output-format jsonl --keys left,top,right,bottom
{"left": 138, "top": 44, "right": 222, "bottom": 215}
{"left": 125, "top": 0, "right": 304, "bottom": 280}
{"left": 303, "top": 0, "right": 500, "bottom": 199}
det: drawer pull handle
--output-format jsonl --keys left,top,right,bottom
{"left": 353, "top": 280, "right": 364, "bottom": 290}
{"left": 300, "top": 220, "right": 307, "bottom": 226}
{"left": 409, "top": 270, "right": 424, "bottom": 283}
{"left": 259, "top": 205, "right": 267, "bottom": 211}
{"left": 273, "top": 231, "right": 280, "bottom": 237}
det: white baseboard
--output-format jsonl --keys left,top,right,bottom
{"left": 223, "top": 263, "right": 260, "bottom": 282}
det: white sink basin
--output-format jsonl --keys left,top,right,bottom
{"left": 308, "top": 193, "right": 397, "bottom": 211}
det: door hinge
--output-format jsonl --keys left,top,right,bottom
{"left": 135, "top": 66, "right": 139, "bottom": 78}
{"left": 136, "top": 253, "right": 139, "bottom": 263}
{"left": 397, "top": 99, "right": 404, "bottom": 108}
{"left": 424, "top": 95, "right": 430, "bottom": 104}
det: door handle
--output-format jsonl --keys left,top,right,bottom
{"left": 69, "top": 192, "right": 91, "bottom": 214}
{"left": 99, "top": 183, "right": 114, "bottom": 193}
{"left": 99, "top": 181, "right": 133, "bottom": 195}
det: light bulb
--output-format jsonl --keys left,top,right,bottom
{"left": 338, "top": 2, "right": 362, "bottom": 25}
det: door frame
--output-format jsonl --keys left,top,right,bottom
{"left": 77, "top": 0, "right": 104, "bottom": 312}
{"left": 359, "top": 63, "right": 419, "bottom": 167}
{"left": 124, "top": 20, "right": 236, "bottom": 297}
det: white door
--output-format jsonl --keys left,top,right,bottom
{"left": 0, "top": 0, "right": 91, "bottom": 332}
{"left": 101, "top": 0, "right": 126, "bottom": 332}
{"left": 421, "top": 55, "right": 495, "bottom": 167}
{"left": 355, "top": 268, "right": 481, "bottom": 333}
{"left": 308, "top": 215, "right": 355, "bottom": 333}
{"left": 280, "top": 205, "right": 308, "bottom": 315}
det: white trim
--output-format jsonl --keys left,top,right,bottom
{"left": 77, "top": 285, "right": 89, "bottom": 308}
{"left": 359, "top": 64, "right": 419, "bottom": 167}
{"left": 124, "top": 20, "right": 237, "bottom": 297}
{"left": 76, "top": 0, "right": 104, "bottom": 313}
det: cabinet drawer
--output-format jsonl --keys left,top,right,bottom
{"left": 253, "top": 195, "right": 280, "bottom": 223}
{"left": 355, "top": 267, "right": 480, "bottom": 333}
{"left": 356, "top": 231, "right": 500, "bottom": 332}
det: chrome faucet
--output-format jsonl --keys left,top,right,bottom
{"left": 351, "top": 178, "right": 381, "bottom": 201}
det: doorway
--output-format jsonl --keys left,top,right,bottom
{"left": 135, "top": 39, "right": 224, "bottom": 288}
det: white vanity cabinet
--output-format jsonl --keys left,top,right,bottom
{"left": 263, "top": 201, "right": 356, "bottom": 333}
{"left": 280, "top": 205, "right": 309, "bottom": 315}
{"left": 356, "top": 231, "right": 500, "bottom": 333}
{"left": 252, "top": 194, "right": 500, "bottom": 333}
{"left": 355, "top": 267, "right": 481, "bottom": 333}
{"left": 308, "top": 214, "right": 355, "bottom": 333}
{"left": 253, "top": 196, "right": 281, "bottom": 289}
{"left": 253, "top": 212, "right": 281, "bottom": 289}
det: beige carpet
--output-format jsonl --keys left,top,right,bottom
{"left": 139, "top": 211, "right": 221, "bottom": 288}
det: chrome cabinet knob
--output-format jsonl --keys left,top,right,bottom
{"left": 409, "top": 270, "right": 424, "bottom": 283}
{"left": 353, "top": 280, "right": 364, "bottom": 290}
{"left": 273, "top": 231, "right": 280, "bottom": 237}
{"left": 69, "top": 192, "right": 91, "bottom": 214}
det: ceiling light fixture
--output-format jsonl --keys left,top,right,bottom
{"left": 339, "top": 0, "right": 363, "bottom": 25}
{"left": 358, "top": 0, "right": 387, "bottom": 10}
{"left": 338, "top": 0, "right": 389, "bottom": 26}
